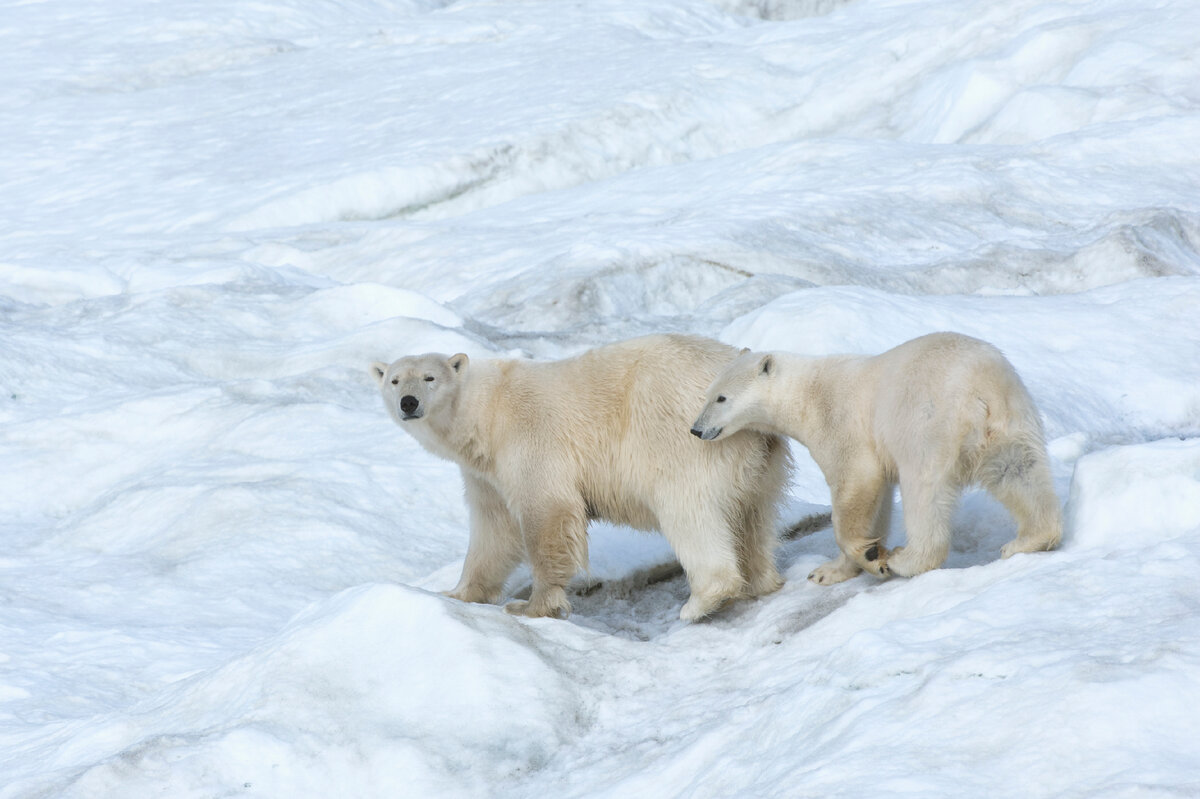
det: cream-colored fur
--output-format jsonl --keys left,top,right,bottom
{"left": 372, "top": 334, "right": 790, "bottom": 621}
{"left": 691, "top": 332, "right": 1062, "bottom": 584}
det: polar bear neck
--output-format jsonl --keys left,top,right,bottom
{"left": 421, "top": 362, "right": 504, "bottom": 476}
{"left": 767, "top": 353, "right": 867, "bottom": 454}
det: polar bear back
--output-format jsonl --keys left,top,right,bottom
{"left": 868, "top": 332, "right": 1044, "bottom": 479}
{"left": 466, "top": 334, "right": 781, "bottom": 531}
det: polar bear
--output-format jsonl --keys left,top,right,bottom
{"left": 372, "top": 334, "right": 790, "bottom": 621}
{"left": 690, "top": 332, "right": 1061, "bottom": 583}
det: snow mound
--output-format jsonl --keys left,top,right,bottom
{"left": 1066, "top": 438, "right": 1200, "bottom": 551}
{"left": 285, "top": 283, "right": 462, "bottom": 335}
{"left": 53, "top": 585, "right": 584, "bottom": 798}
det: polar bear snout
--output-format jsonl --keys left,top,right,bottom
{"left": 399, "top": 394, "right": 421, "bottom": 419}
{"left": 691, "top": 404, "right": 725, "bottom": 440}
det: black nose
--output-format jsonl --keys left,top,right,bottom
{"left": 690, "top": 427, "right": 703, "bottom": 438}
{"left": 400, "top": 395, "right": 419, "bottom": 415}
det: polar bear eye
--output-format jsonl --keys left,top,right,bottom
{"left": 716, "top": 395, "right": 726, "bottom": 403}
{"left": 390, "top": 378, "right": 399, "bottom": 385}
{"left": 424, "top": 376, "right": 435, "bottom": 382}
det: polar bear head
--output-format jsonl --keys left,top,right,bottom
{"left": 371, "top": 352, "right": 469, "bottom": 427}
{"left": 690, "top": 349, "right": 776, "bottom": 441}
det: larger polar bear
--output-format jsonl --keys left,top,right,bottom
{"left": 372, "top": 334, "right": 790, "bottom": 621}
{"left": 690, "top": 332, "right": 1062, "bottom": 583}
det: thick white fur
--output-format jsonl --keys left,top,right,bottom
{"left": 372, "top": 334, "right": 790, "bottom": 621}
{"left": 691, "top": 332, "right": 1062, "bottom": 584}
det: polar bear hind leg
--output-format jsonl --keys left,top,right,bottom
{"left": 731, "top": 438, "right": 789, "bottom": 597}
{"left": 657, "top": 502, "right": 744, "bottom": 622}
{"left": 981, "top": 440, "right": 1063, "bottom": 558}
{"left": 736, "top": 496, "right": 785, "bottom": 596}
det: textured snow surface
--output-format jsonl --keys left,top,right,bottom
{"left": 3, "top": 0, "right": 1199, "bottom": 796}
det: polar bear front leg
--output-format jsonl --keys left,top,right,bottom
{"left": 504, "top": 499, "right": 588, "bottom": 620}
{"left": 444, "top": 474, "right": 523, "bottom": 605}
{"left": 811, "top": 471, "right": 891, "bottom": 585}
{"left": 888, "top": 475, "right": 956, "bottom": 578}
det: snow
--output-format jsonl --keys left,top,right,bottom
{"left": 1067, "top": 438, "right": 1200, "bottom": 551}
{"left": 2, "top": 0, "right": 1200, "bottom": 795}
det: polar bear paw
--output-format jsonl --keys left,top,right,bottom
{"left": 441, "top": 586, "right": 499, "bottom": 605}
{"left": 505, "top": 587, "right": 571, "bottom": 619}
{"left": 1000, "top": 534, "right": 1059, "bottom": 559}
{"left": 807, "top": 556, "right": 861, "bottom": 585}
{"left": 679, "top": 595, "right": 724, "bottom": 622}
{"left": 746, "top": 567, "right": 785, "bottom": 598}
{"left": 860, "top": 544, "right": 890, "bottom": 578}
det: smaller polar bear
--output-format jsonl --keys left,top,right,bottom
{"left": 690, "top": 332, "right": 1062, "bottom": 583}
{"left": 372, "top": 335, "right": 790, "bottom": 621}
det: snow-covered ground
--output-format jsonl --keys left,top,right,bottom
{"left": 3, "top": 0, "right": 1200, "bottom": 795}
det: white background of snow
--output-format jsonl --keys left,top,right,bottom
{"left": 2, "top": 0, "right": 1200, "bottom": 795}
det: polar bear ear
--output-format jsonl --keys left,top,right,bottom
{"left": 448, "top": 353, "right": 469, "bottom": 374}
{"left": 759, "top": 355, "right": 774, "bottom": 376}
{"left": 370, "top": 362, "right": 388, "bottom": 385}
{"left": 740, "top": 347, "right": 751, "bottom": 355}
